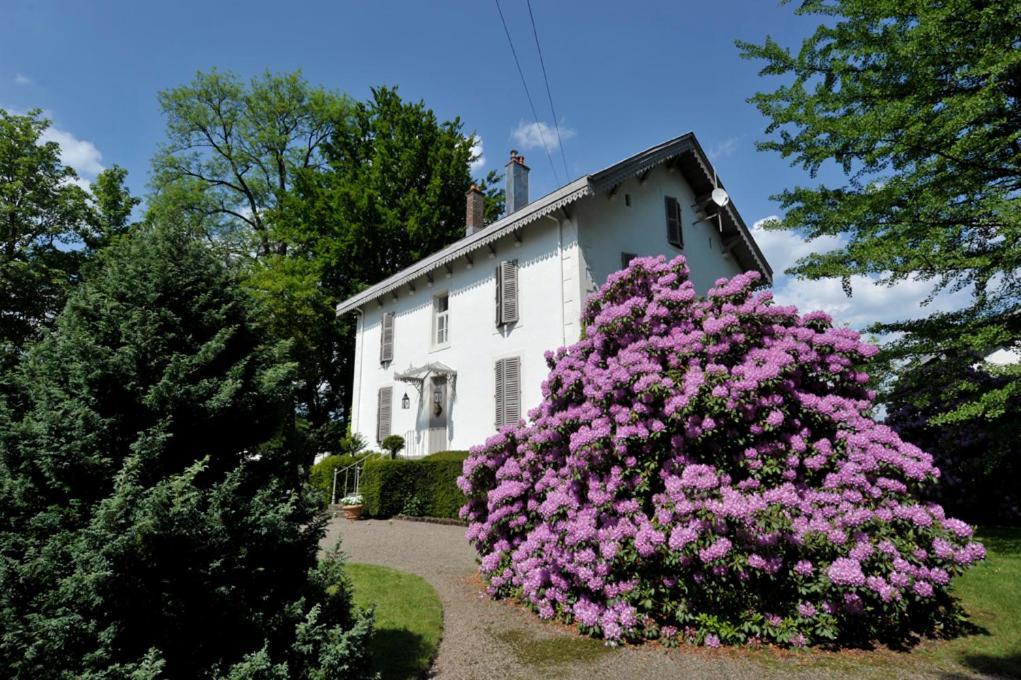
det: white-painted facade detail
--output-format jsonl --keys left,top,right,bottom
{"left": 338, "top": 133, "right": 772, "bottom": 455}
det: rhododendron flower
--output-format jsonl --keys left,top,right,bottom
{"left": 459, "top": 255, "right": 983, "bottom": 648}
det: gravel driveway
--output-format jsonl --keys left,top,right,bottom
{"left": 321, "top": 518, "right": 984, "bottom": 680}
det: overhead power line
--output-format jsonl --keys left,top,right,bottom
{"left": 494, "top": 0, "right": 561, "bottom": 184}
{"left": 526, "top": 0, "right": 570, "bottom": 180}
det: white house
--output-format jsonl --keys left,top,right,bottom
{"left": 335, "top": 133, "right": 771, "bottom": 456}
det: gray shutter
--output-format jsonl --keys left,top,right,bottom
{"left": 503, "top": 356, "right": 521, "bottom": 425}
{"left": 494, "top": 359, "right": 505, "bottom": 427}
{"left": 380, "top": 312, "right": 394, "bottom": 363}
{"left": 499, "top": 260, "right": 519, "bottom": 324}
{"left": 495, "top": 264, "right": 503, "bottom": 326}
{"left": 665, "top": 196, "right": 683, "bottom": 248}
{"left": 376, "top": 386, "right": 392, "bottom": 442}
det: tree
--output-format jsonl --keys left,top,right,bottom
{"left": 886, "top": 355, "right": 1021, "bottom": 524}
{"left": 0, "top": 222, "right": 374, "bottom": 678}
{"left": 738, "top": 0, "right": 1021, "bottom": 419}
{"left": 151, "top": 69, "right": 352, "bottom": 258}
{"left": 461, "top": 255, "right": 985, "bottom": 647}
{"left": 0, "top": 109, "right": 93, "bottom": 377}
{"left": 86, "top": 164, "right": 140, "bottom": 249}
{"left": 249, "top": 86, "right": 502, "bottom": 452}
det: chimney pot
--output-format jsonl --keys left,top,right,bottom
{"left": 465, "top": 183, "right": 485, "bottom": 236}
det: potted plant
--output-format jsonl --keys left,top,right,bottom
{"left": 339, "top": 494, "right": 364, "bottom": 520}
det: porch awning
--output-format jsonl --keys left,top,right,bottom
{"left": 394, "top": 362, "right": 457, "bottom": 396}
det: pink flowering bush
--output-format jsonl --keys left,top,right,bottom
{"left": 459, "top": 255, "right": 985, "bottom": 647}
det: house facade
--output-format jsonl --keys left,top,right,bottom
{"left": 336, "top": 133, "right": 771, "bottom": 456}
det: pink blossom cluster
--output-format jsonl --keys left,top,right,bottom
{"left": 458, "top": 255, "right": 984, "bottom": 647}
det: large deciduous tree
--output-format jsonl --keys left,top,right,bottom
{"left": 739, "top": 0, "right": 1021, "bottom": 419}
{"left": 151, "top": 69, "right": 352, "bottom": 258}
{"left": 0, "top": 221, "right": 374, "bottom": 678}
{"left": 0, "top": 109, "right": 93, "bottom": 376}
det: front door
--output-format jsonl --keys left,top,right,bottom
{"left": 428, "top": 377, "right": 448, "bottom": 454}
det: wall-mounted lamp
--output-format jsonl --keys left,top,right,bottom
{"left": 401, "top": 392, "right": 410, "bottom": 409}
{"left": 432, "top": 388, "right": 443, "bottom": 417}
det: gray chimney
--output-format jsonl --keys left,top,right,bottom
{"left": 465, "top": 183, "right": 485, "bottom": 236}
{"left": 506, "top": 150, "right": 529, "bottom": 214}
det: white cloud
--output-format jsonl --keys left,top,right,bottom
{"left": 511, "top": 120, "right": 576, "bottom": 151}
{"left": 708, "top": 137, "right": 738, "bottom": 160}
{"left": 750, "top": 216, "right": 972, "bottom": 329}
{"left": 14, "top": 73, "right": 31, "bottom": 86}
{"left": 39, "top": 125, "right": 104, "bottom": 179}
{"left": 469, "top": 135, "right": 486, "bottom": 173}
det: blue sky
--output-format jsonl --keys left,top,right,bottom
{"left": 0, "top": 0, "right": 968, "bottom": 331}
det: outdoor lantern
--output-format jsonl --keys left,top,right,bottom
{"left": 432, "top": 388, "right": 443, "bottom": 416}
{"left": 401, "top": 392, "right": 410, "bottom": 409}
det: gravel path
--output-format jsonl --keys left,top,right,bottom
{"left": 321, "top": 517, "right": 982, "bottom": 680}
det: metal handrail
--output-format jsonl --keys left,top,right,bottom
{"left": 330, "top": 455, "right": 369, "bottom": 505}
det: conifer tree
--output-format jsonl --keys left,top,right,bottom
{"left": 0, "top": 222, "right": 373, "bottom": 679}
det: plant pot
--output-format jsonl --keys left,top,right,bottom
{"left": 342, "top": 504, "right": 364, "bottom": 521}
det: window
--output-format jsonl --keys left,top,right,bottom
{"left": 494, "top": 356, "right": 521, "bottom": 428}
{"left": 433, "top": 294, "right": 449, "bottom": 346}
{"left": 665, "top": 195, "right": 683, "bottom": 249}
{"left": 621, "top": 252, "right": 637, "bottom": 270}
{"left": 624, "top": 193, "right": 631, "bottom": 207}
{"left": 376, "top": 386, "right": 392, "bottom": 443}
{"left": 379, "top": 312, "right": 394, "bottom": 363}
{"left": 495, "top": 259, "right": 519, "bottom": 326}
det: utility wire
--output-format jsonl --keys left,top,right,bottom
{"left": 526, "top": 0, "right": 570, "bottom": 180}
{"left": 494, "top": 0, "right": 561, "bottom": 184}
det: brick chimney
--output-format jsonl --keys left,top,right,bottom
{"left": 465, "top": 183, "right": 485, "bottom": 236}
{"left": 506, "top": 150, "right": 529, "bottom": 214}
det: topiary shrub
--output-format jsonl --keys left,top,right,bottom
{"left": 459, "top": 255, "right": 985, "bottom": 648}
{"left": 381, "top": 434, "right": 406, "bottom": 458}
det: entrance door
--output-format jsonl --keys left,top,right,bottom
{"left": 428, "top": 377, "right": 448, "bottom": 454}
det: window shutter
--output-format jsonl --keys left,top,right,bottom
{"left": 376, "top": 386, "right": 392, "bottom": 442}
{"left": 494, "top": 360, "right": 505, "bottom": 427}
{"left": 380, "top": 312, "right": 394, "bottom": 363}
{"left": 621, "top": 252, "right": 637, "bottom": 270}
{"left": 495, "top": 264, "right": 503, "bottom": 326}
{"left": 503, "top": 356, "right": 521, "bottom": 426}
{"left": 499, "top": 260, "right": 519, "bottom": 325}
{"left": 665, "top": 196, "right": 683, "bottom": 249}
{"left": 495, "top": 357, "right": 521, "bottom": 428}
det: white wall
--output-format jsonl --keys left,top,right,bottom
{"left": 350, "top": 166, "right": 751, "bottom": 454}
{"left": 575, "top": 166, "right": 745, "bottom": 294}
{"left": 351, "top": 219, "right": 570, "bottom": 453}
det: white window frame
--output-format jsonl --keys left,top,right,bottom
{"left": 432, "top": 293, "right": 450, "bottom": 348}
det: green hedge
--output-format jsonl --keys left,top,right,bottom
{"left": 422, "top": 450, "right": 469, "bottom": 462}
{"left": 309, "top": 452, "right": 380, "bottom": 506}
{"left": 361, "top": 457, "right": 467, "bottom": 519}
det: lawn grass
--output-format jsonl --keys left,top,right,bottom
{"left": 347, "top": 562, "right": 443, "bottom": 680}
{"left": 915, "top": 525, "right": 1021, "bottom": 677}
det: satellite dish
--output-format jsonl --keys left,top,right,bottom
{"left": 711, "top": 187, "right": 730, "bottom": 208}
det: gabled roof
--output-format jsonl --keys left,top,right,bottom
{"left": 336, "top": 132, "right": 771, "bottom": 315}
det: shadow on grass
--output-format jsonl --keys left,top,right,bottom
{"left": 370, "top": 628, "right": 435, "bottom": 680}
{"left": 955, "top": 652, "right": 1021, "bottom": 679}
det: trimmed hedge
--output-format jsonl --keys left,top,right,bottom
{"left": 422, "top": 450, "right": 469, "bottom": 462}
{"left": 309, "top": 452, "right": 379, "bottom": 506}
{"left": 362, "top": 457, "right": 466, "bottom": 519}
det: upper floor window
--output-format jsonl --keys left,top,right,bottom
{"left": 433, "top": 294, "right": 449, "bottom": 346}
{"left": 665, "top": 196, "right": 683, "bottom": 249}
